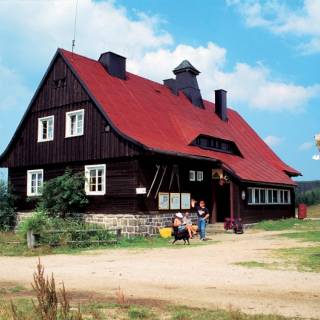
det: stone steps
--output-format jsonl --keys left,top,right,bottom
{"left": 205, "top": 223, "right": 226, "bottom": 234}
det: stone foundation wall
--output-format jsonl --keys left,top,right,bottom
{"left": 16, "top": 212, "right": 34, "bottom": 223}
{"left": 16, "top": 211, "right": 198, "bottom": 237}
{"left": 83, "top": 212, "right": 198, "bottom": 237}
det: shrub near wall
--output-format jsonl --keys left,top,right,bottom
{"left": 0, "top": 180, "right": 16, "bottom": 230}
{"left": 36, "top": 169, "right": 88, "bottom": 218}
{"left": 18, "top": 211, "right": 115, "bottom": 248}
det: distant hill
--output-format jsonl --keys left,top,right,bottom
{"left": 296, "top": 180, "right": 320, "bottom": 193}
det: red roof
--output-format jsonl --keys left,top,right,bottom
{"left": 60, "top": 49, "right": 300, "bottom": 186}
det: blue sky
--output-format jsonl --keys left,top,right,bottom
{"left": 0, "top": 0, "right": 319, "bottom": 181}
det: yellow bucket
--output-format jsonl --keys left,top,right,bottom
{"left": 159, "top": 227, "right": 172, "bottom": 238}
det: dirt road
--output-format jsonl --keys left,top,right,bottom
{"left": 0, "top": 230, "right": 319, "bottom": 319}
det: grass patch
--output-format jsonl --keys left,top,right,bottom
{"left": 167, "top": 305, "right": 293, "bottom": 320}
{"left": 253, "top": 218, "right": 320, "bottom": 231}
{"left": 305, "top": 204, "right": 320, "bottom": 218}
{"left": 7, "top": 285, "right": 26, "bottom": 293}
{"left": 280, "top": 231, "right": 320, "bottom": 242}
{"left": 235, "top": 261, "right": 276, "bottom": 269}
{"left": 115, "top": 236, "right": 213, "bottom": 249}
{"left": 116, "top": 236, "right": 172, "bottom": 249}
{"left": 275, "top": 246, "right": 320, "bottom": 272}
{"left": 0, "top": 232, "right": 212, "bottom": 256}
{"left": 0, "top": 285, "right": 28, "bottom": 296}
{"left": 128, "top": 305, "right": 156, "bottom": 319}
{"left": 0, "top": 298, "right": 305, "bottom": 320}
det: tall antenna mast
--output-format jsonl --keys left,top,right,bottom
{"left": 72, "top": 0, "right": 79, "bottom": 53}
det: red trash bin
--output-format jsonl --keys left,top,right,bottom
{"left": 298, "top": 204, "right": 307, "bottom": 219}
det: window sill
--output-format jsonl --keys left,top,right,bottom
{"left": 37, "top": 139, "right": 54, "bottom": 143}
{"left": 247, "top": 203, "right": 291, "bottom": 206}
{"left": 65, "top": 134, "right": 84, "bottom": 138}
{"left": 86, "top": 192, "right": 106, "bottom": 196}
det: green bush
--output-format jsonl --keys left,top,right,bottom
{"left": 37, "top": 169, "right": 88, "bottom": 218}
{"left": 18, "top": 210, "right": 50, "bottom": 239}
{"left": 0, "top": 180, "right": 16, "bottom": 231}
{"left": 18, "top": 211, "right": 113, "bottom": 248}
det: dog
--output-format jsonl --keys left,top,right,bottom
{"left": 172, "top": 225, "right": 190, "bottom": 245}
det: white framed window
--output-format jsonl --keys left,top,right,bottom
{"left": 85, "top": 164, "right": 106, "bottom": 196}
{"left": 65, "top": 109, "right": 84, "bottom": 137}
{"left": 273, "top": 189, "right": 279, "bottom": 203}
{"left": 248, "top": 187, "right": 291, "bottom": 205}
{"left": 27, "top": 169, "right": 43, "bottom": 197}
{"left": 197, "top": 171, "right": 203, "bottom": 181}
{"left": 189, "top": 170, "right": 195, "bottom": 181}
{"left": 38, "top": 116, "right": 54, "bottom": 142}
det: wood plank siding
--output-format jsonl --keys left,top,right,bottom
{"left": 9, "top": 159, "right": 139, "bottom": 213}
{"left": 137, "top": 156, "right": 220, "bottom": 215}
{"left": 239, "top": 184, "right": 295, "bottom": 223}
{"left": 1, "top": 56, "right": 141, "bottom": 168}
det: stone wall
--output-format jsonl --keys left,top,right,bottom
{"left": 16, "top": 211, "right": 34, "bottom": 223}
{"left": 83, "top": 212, "right": 198, "bottom": 237}
{"left": 16, "top": 211, "right": 198, "bottom": 237}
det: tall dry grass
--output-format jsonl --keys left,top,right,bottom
{"left": 10, "top": 259, "right": 83, "bottom": 320}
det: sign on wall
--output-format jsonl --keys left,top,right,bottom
{"left": 212, "top": 168, "right": 223, "bottom": 179}
{"left": 170, "top": 193, "right": 181, "bottom": 210}
{"left": 136, "top": 187, "right": 147, "bottom": 194}
{"left": 181, "top": 193, "right": 191, "bottom": 209}
{"left": 158, "top": 192, "right": 170, "bottom": 210}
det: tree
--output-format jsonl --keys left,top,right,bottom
{"left": 0, "top": 180, "right": 16, "bottom": 230}
{"left": 296, "top": 187, "right": 320, "bottom": 206}
{"left": 37, "top": 169, "right": 88, "bottom": 218}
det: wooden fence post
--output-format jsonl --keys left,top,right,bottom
{"left": 116, "top": 228, "right": 122, "bottom": 242}
{"left": 27, "top": 230, "right": 35, "bottom": 249}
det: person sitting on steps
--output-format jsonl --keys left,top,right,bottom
{"left": 173, "top": 212, "right": 193, "bottom": 238}
{"left": 183, "top": 212, "right": 196, "bottom": 239}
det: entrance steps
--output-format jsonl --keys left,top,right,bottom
{"left": 206, "top": 223, "right": 225, "bottom": 234}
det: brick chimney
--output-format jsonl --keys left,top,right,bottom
{"left": 215, "top": 89, "right": 228, "bottom": 121}
{"left": 99, "top": 52, "right": 126, "bottom": 80}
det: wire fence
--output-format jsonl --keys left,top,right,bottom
{"left": 27, "top": 227, "right": 122, "bottom": 248}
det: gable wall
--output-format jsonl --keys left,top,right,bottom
{"left": 2, "top": 55, "right": 141, "bottom": 168}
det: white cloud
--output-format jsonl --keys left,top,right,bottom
{"left": 0, "top": 0, "right": 318, "bottom": 114}
{"left": 211, "top": 62, "right": 320, "bottom": 111}
{"left": 0, "top": 0, "right": 173, "bottom": 63}
{"left": 0, "top": 61, "right": 31, "bottom": 110}
{"left": 228, "top": 0, "right": 320, "bottom": 55}
{"left": 264, "top": 135, "right": 283, "bottom": 148}
{"left": 299, "top": 142, "right": 314, "bottom": 151}
{"left": 130, "top": 45, "right": 320, "bottom": 112}
{"left": 128, "top": 42, "right": 226, "bottom": 98}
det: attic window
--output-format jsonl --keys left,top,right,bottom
{"left": 53, "top": 78, "right": 66, "bottom": 88}
{"left": 192, "top": 135, "right": 241, "bottom": 156}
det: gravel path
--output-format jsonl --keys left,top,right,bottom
{"left": 0, "top": 230, "right": 319, "bottom": 319}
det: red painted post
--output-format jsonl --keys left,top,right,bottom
{"left": 298, "top": 204, "right": 307, "bottom": 219}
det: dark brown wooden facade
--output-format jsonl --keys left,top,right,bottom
{"left": 0, "top": 52, "right": 296, "bottom": 223}
{"left": 1, "top": 56, "right": 141, "bottom": 168}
